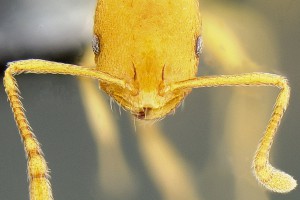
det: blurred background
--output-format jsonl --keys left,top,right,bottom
{"left": 0, "top": 0, "right": 299, "bottom": 199}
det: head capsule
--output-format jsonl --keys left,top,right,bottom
{"left": 93, "top": 0, "right": 201, "bottom": 120}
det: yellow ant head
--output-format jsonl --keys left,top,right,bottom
{"left": 93, "top": 0, "right": 201, "bottom": 120}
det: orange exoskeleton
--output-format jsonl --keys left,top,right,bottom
{"left": 3, "top": 0, "right": 296, "bottom": 199}
{"left": 93, "top": 0, "right": 201, "bottom": 120}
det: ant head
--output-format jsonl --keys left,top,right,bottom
{"left": 93, "top": 0, "right": 201, "bottom": 119}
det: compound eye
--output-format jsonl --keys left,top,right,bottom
{"left": 92, "top": 34, "right": 100, "bottom": 55}
{"left": 195, "top": 35, "right": 203, "bottom": 57}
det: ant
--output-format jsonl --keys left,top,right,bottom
{"left": 4, "top": 0, "right": 296, "bottom": 199}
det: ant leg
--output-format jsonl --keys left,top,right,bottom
{"left": 166, "top": 72, "right": 296, "bottom": 193}
{"left": 3, "top": 59, "right": 126, "bottom": 200}
{"left": 135, "top": 122, "right": 202, "bottom": 200}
